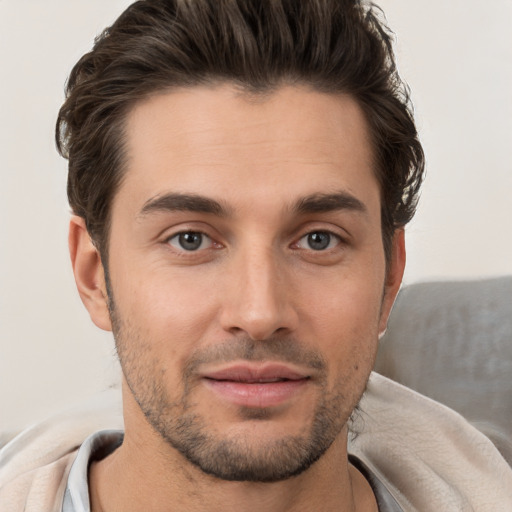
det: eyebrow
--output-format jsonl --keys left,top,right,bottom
{"left": 139, "top": 193, "right": 230, "bottom": 218}
{"left": 293, "top": 192, "right": 367, "bottom": 215}
{"left": 138, "top": 190, "right": 367, "bottom": 219}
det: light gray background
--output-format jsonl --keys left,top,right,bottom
{"left": 1, "top": 0, "right": 511, "bottom": 434}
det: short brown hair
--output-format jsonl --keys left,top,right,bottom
{"left": 56, "top": 0, "right": 424, "bottom": 262}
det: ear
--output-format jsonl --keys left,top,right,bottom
{"left": 378, "top": 229, "right": 406, "bottom": 338}
{"left": 69, "top": 216, "right": 112, "bottom": 331}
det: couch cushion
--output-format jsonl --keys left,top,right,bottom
{"left": 375, "top": 276, "right": 512, "bottom": 463}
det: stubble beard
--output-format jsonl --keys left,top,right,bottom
{"left": 140, "top": 384, "right": 349, "bottom": 482}
{"left": 107, "top": 293, "right": 366, "bottom": 483}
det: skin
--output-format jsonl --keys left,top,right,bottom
{"left": 69, "top": 85, "right": 405, "bottom": 512}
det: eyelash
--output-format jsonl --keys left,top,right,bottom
{"left": 166, "top": 231, "right": 217, "bottom": 252}
{"left": 164, "top": 229, "right": 345, "bottom": 255}
{"left": 294, "top": 231, "right": 342, "bottom": 252}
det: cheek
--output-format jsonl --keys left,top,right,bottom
{"left": 304, "top": 268, "right": 384, "bottom": 333}
{"left": 311, "top": 283, "right": 381, "bottom": 407}
{"left": 111, "top": 261, "right": 221, "bottom": 362}
{"left": 300, "top": 266, "right": 384, "bottom": 369}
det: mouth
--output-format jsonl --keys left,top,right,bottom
{"left": 201, "top": 363, "right": 311, "bottom": 408}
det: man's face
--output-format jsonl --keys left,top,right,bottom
{"left": 95, "top": 85, "right": 403, "bottom": 481}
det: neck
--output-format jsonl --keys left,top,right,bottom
{"left": 89, "top": 385, "right": 377, "bottom": 512}
{"left": 89, "top": 429, "right": 376, "bottom": 512}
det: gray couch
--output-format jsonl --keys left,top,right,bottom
{"left": 375, "top": 276, "right": 512, "bottom": 465}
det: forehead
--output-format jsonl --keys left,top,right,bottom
{"left": 116, "top": 84, "right": 378, "bottom": 218}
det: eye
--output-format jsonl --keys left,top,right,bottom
{"left": 167, "top": 231, "right": 213, "bottom": 251}
{"left": 296, "top": 231, "right": 341, "bottom": 251}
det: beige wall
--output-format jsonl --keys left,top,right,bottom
{"left": 1, "top": 0, "right": 511, "bottom": 434}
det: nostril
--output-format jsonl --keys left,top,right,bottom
{"left": 219, "top": 282, "right": 299, "bottom": 341}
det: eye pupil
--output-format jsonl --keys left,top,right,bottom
{"left": 307, "top": 232, "right": 331, "bottom": 250}
{"left": 179, "top": 232, "right": 203, "bottom": 250}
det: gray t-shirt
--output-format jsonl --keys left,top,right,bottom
{"left": 62, "top": 430, "right": 403, "bottom": 512}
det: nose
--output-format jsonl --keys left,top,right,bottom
{"left": 220, "top": 247, "right": 298, "bottom": 341}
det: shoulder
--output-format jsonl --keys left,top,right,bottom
{"left": 350, "top": 372, "right": 512, "bottom": 511}
{"left": 0, "top": 389, "right": 123, "bottom": 512}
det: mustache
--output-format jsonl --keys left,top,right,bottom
{"left": 183, "top": 337, "right": 326, "bottom": 376}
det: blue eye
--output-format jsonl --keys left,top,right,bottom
{"left": 168, "top": 232, "right": 212, "bottom": 251}
{"left": 297, "top": 231, "right": 340, "bottom": 251}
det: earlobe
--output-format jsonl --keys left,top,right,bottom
{"left": 378, "top": 229, "right": 406, "bottom": 337}
{"left": 69, "top": 216, "right": 112, "bottom": 331}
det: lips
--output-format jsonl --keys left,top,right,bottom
{"left": 201, "top": 364, "right": 310, "bottom": 408}
{"left": 203, "top": 364, "right": 307, "bottom": 383}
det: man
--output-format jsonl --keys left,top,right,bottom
{"left": 1, "top": 0, "right": 511, "bottom": 511}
